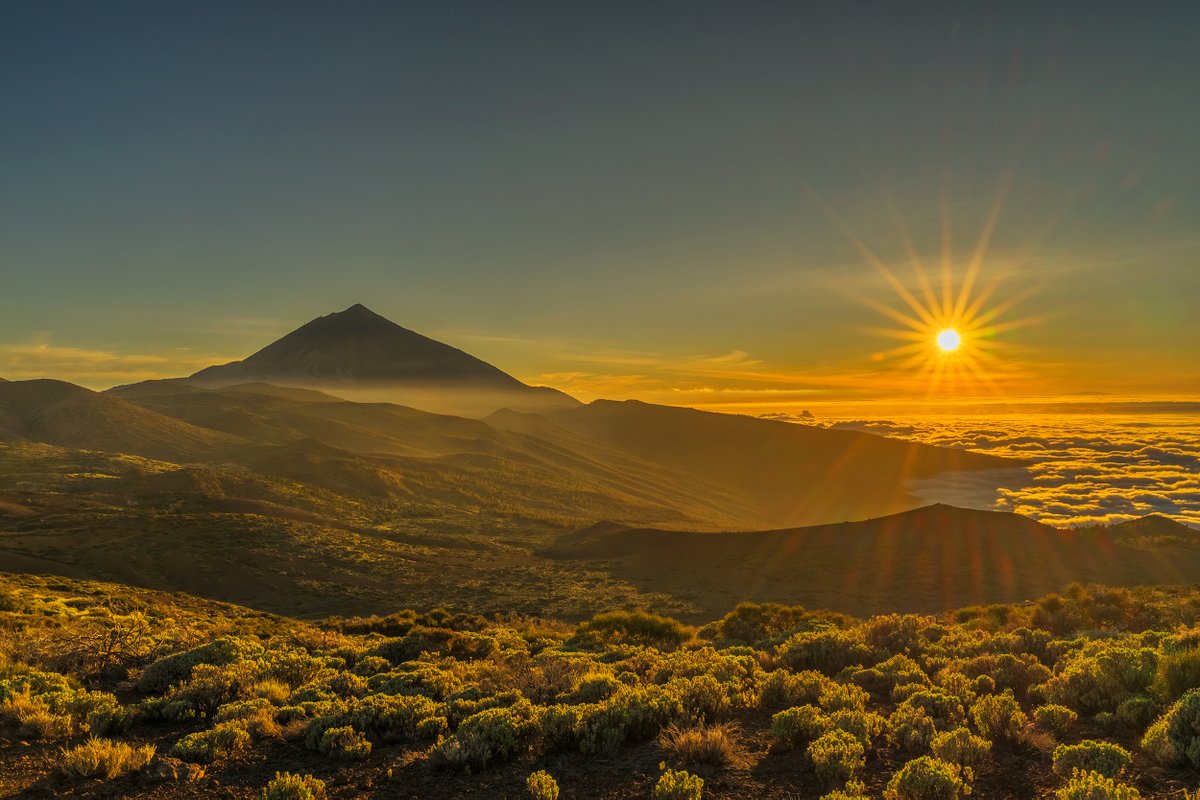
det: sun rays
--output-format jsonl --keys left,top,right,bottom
{"left": 811, "top": 176, "right": 1046, "bottom": 399}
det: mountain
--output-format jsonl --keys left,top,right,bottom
{"left": 498, "top": 399, "right": 1017, "bottom": 527}
{"left": 0, "top": 379, "right": 240, "bottom": 462}
{"left": 187, "top": 304, "right": 579, "bottom": 416}
{"left": 544, "top": 505, "right": 1200, "bottom": 617}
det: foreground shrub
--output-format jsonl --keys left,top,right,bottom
{"left": 526, "top": 770, "right": 559, "bottom": 800}
{"left": 970, "top": 691, "right": 1027, "bottom": 740}
{"left": 318, "top": 725, "right": 371, "bottom": 760}
{"left": 578, "top": 611, "right": 692, "bottom": 649}
{"left": 1039, "top": 646, "right": 1156, "bottom": 715}
{"left": 930, "top": 728, "right": 991, "bottom": 773}
{"left": 1140, "top": 688, "right": 1200, "bottom": 767}
{"left": 1033, "top": 704, "right": 1078, "bottom": 734}
{"left": 170, "top": 720, "right": 252, "bottom": 763}
{"left": 1055, "top": 769, "right": 1140, "bottom": 800}
{"left": 821, "top": 781, "right": 870, "bottom": 800}
{"left": 431, "top": 699, "right": 539, "bottom": 770}
{"left": 887, "top": 703, "right": 937, "bottom": 752}
{"left": 1114, "top": 696, "right": 1158, "bottom": 730}
{"left": 827, "top": 709, "right": 886, "bottom": 745}
{"left": 808, "top": 729, "right": 865, "bottom": 787}
{"left": 263, "top": 771, "right": 327, "bottom": 800}
{"left": 654, "top": 768, "right": 703, "bottom": 800}
{"left": 778, "top": 628, "right": 871, "bottom": 675}
{"left": 137, "top": 637, "right": 261, "bottom": 693}
{"left": 1151, "top": 646, "right": 1200, "bottom": 704}
{"left": 771, "top": 705, "right": 827, "bottom": 746}
{"left": 760, "top": 669, "right": 828, "bottom": 709}
{"left": 1052, "top": 740, "right": 1131, "bottom": 779}
{"left": 59, "top": 738, "right": 156, "bottom": 779}
{"left": 884, "top": 756, "right": 970, "bottom": 800}
{"left": 659, "top": 723, "right": 743, "bottom": 767}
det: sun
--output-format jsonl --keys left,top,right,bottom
{"left": 936, "top": 329, "right": 961, "bottom": 352}
{"left": 808, "top": 175, "right": 1046, "bottom": 397}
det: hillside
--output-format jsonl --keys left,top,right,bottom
{"left": 525, "top": 400, "right": 1017, "bottom": 527}
{"left": 0, "top": 379, "right": 241, "bottom": 462}
{"left": 187, "top": 304, "right": 579, "bottom": 416}
{"left": 544, "top": 504, "right": 1200, "bottom": 617}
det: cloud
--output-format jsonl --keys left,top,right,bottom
{"left": 0, "top": 341, "right": 229, "bottom": 387}
{"left": 803, "top": 413, "right": 1200, "bottom": 528}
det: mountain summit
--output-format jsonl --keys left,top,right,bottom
{"left": 188, "top": 304, "right": 578, "bottom": 415}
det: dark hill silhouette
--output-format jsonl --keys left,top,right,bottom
{"left": 187, "top": 304, "right": 579, "bottom": 416}
{"left": 515, "top": 400, "right": 1017, "bottom": 527}
{"left": 0, "top": 379, "right": 240, "bottom": 462}
{"left": 544, "top": 505, "right": 1200, "bottom": 617}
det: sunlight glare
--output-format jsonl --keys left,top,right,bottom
{"left": 936, "top": 329, "right": 961, "bottom": 352}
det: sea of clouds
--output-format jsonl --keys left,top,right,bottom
{"left": 802, "top": 414, "right": 1200, "bottom": 528}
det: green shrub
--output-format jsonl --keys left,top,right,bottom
{"left": 760, "top": 669, "right": 828, "bottom": 709}
{"left": 1052, "top": 740, "right": 1131, "bottom": 778}
{"left": 1140, "top": 688, "right": 1200, "bottom": 767}
{"left": 526, "top": 770, "right": 559, "bottom": 800}
{"left": 808, "top": 729, "right": 866, "bottom": 787}
{"left": 820, "top": 781, "right": 870, "bottom": 800}
{"left": 668, "top": 674, "right": 731, "bottom": 723}
{"left": 1151, "top": 647, "right": 1200, "bottom": 704}
{"left": 771, "top": 705, "right": 827, "bottom": 745}
{"left": 567, "top": 672, "right": 621, "bottom": 703}
{"left": 654, "top": 768, "right": 703, "bottom": 800}
{"left": 819, "top": 682, "right": 870, "bottom": 713}
{"left": 884, "top": 756, "right": 970, "bottom": 800}
{"left": 1033, "top": 704, "right": 1078, "bottom": 733}
{"left": 433, "top": 699, "right": 539, "bottom": 770}
{"left": 778, "top": 628, "right": 871, "bottom": 675}
{"left": 170, "top": 720, "right": 252, "bottom": 763}
{"left": 318, "top": 725, "right": 371, "bottom": 760}
{"left": 137, "top": 637, "right": 261, "bottom": 693}
{"left": 970, "top": 691, "right": 1027, "bottom": 740}
{"left": 827, "top": 709, "right": 885, "bottom": 746}
{"left": 887, "top": 703, "right": 937, "bottom": 752}
{"left": 930, "top": 728, "right": 990, "bottom": 773}
{"left": 903, "top": 690, "right": 967, "bottom": 728}
{"left": 1114, "top": 696, "right": 1158, "bottom": 730}
{"left": 708, "top": 602, "right": 809, "bottom": 646}
{"left": 1039, "top": 646, "right": 1157, "bottom": 715}
{"left": 1055, "top": 769, "right": 1140, "bottom": 800}
{"left": 578, "top": 611, "right": 692, "bottom": 649}
{"left": 59, "top": 738, "right": 156, "bottom": 779}
{"left": 850, "top": 654, "right": 927, "bottom": 697}
{"left": 263, "top": 771, "right": 328, "bottom": 800}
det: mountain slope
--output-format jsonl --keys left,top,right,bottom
{"left": 188, "top": 304, "right": 578, "bottom": 416}
{"left": 109, "top": 380, "right": 754, "bottom": 528}
{"left": 526, "top": 399, "right": 1017, "bottom": 527}
{"left": 0, "top": 379, "right": 240, "bottom": 462}
{"left": 545, "top": 505, "right": 1200, "bottom": 616}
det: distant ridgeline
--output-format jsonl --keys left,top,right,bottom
{"left": 0, "top": 304, "right": 1190, "bottom": 621}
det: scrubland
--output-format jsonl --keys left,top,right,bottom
{"left": 1, "top": 574, "right": 1199, "bottom": 798}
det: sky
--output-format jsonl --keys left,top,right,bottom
{"left": 2, "top": 1, "right": 1198, "bottom": 411}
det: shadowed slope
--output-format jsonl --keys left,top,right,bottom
{"left": 534, "top": 400, "right": 1017, "bottom": 527}
{"left": 0, "top": 379, "right": 240, "bottom": 462}
{"left": 545, "top": 504, "right": 1200, "bottom": 617}
{"left": 187, "top": 304, "right": 578, "bottom": 415}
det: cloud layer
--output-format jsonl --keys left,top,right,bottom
{"left": 812, "top": 415, "right": 1200, "bottom": 528}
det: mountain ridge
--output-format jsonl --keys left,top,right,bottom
{"left": 187, "top": 304, "right": 579, "bottom": 416}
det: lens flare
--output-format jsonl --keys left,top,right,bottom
{"left": 808, "top": 174, "right": 1046, "bottom": 398}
